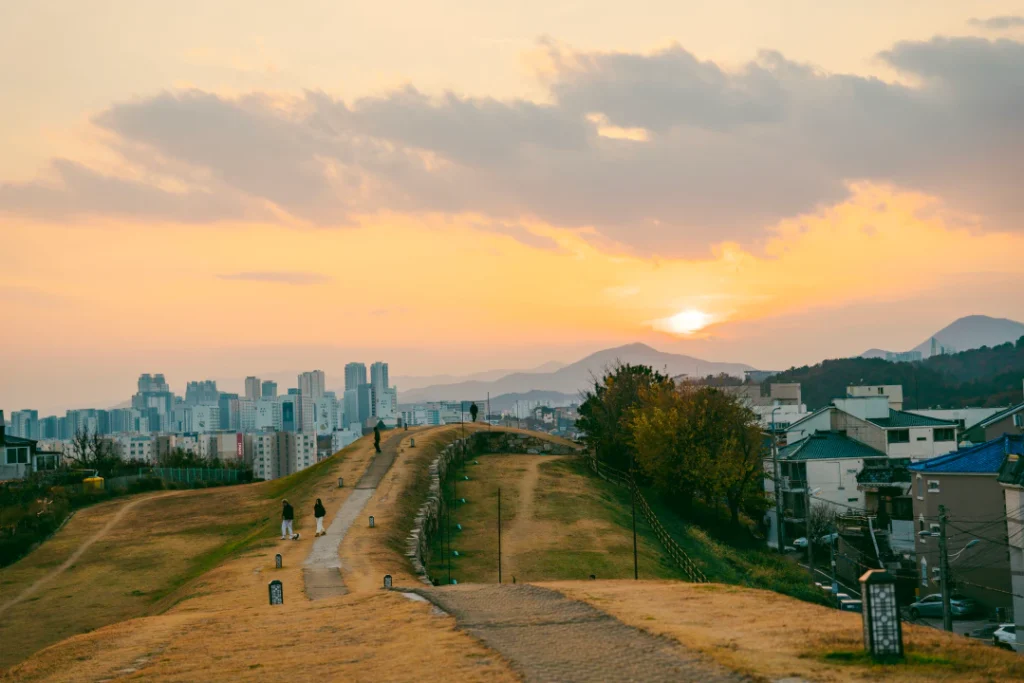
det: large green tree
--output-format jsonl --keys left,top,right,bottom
{"left": 576, "top": 363, "right": 671, "bottom": 472}
{"left": 629, "top": 383, "right": 767, "bottom": 523}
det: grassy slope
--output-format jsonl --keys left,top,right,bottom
{"left": 643, "top": 491, "right": 826, "bottom": 604}
{"left": 0, "top": 435, "right": 371, "bottom": 671}
{"left": 429, "top": 455, "right": 683, "bottom": 583}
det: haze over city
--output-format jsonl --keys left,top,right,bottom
{"left": 4, "top": 2, "right": 1024, "bottom": 413}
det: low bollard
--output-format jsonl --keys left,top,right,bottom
{"left": 338, "top": 476, "right": 344, "bottom": 488}
{"left": 269, "top": 580, "right": 284, "bottom": 605}
{"left": 369, "top": 515, "right": 375, "bottom": 528}
{"left": 384, "top": 574, "right": 393, "bottom": 589}
{"left": 275, "top": 553, "right": 282, "bottom": 569}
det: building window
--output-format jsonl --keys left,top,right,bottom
{"left": 5, "top": 447, "right": 29, "bottom": 465}
{"left": 934, "top": 428, "right": 955, "bottom": 442}
{"left": 927, "top": 480, "right": 940, "bottom": 493}
{"left": 887, "top": 429, "right": 910, "bottom": 444}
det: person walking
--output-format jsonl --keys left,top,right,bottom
{"left": 281, "top": 499, "right": 295, "bottom": 540}
{"left": 314, "top": 498, "right": 327, "bottom": 537}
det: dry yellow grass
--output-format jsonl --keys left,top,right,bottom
{"left": 2, "top": 426, "right": 522, "bottom": 682}
{"left": 551, "top": 580, "right": 1024, "bottom": 682}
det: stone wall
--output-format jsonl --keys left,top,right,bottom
{"left": 405, "top": 430, "right": 581, "bottom": 585}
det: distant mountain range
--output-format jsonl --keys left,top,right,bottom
{"left": 399, "top": 343, "right": 754, "bottom": 403}
{"left": 393, "top": 361, "right": 567, "bottom": 392}
{"left": 862, "top": 315, "right": 1024, "bottom": 360}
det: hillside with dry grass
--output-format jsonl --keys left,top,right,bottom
{"left": 1, "top": 425, "right": 1021, "bottom": 682}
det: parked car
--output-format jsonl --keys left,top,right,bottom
{"left": 967, "top": 624, "right": 1002, "bottom": 640}
{"left": 993, "top": 624, "right": 1016, "bottom": 650}
{"left": 907, "top": 593, "right": 979, "bottom": 619}
{"left": 793, "top": 533, "right": 838, "bottom": 549}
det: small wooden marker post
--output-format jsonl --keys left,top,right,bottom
{"left": 410, "top": 438, "right": 415, "bottom": 448}
{"left": 384, "top": 574, "right": 393, "bottom": 589}
{"left": 275, "top": 553, "right": 282, "bottom": 569}
{"left": 268, "top": 580, "right": 284, "bottom": 605}
{"left": 369, "top": 515, "right": 375, "bottom": 528}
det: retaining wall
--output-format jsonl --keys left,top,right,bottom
{"left": 405, "top": 429, "right": 581, "bottom": 585}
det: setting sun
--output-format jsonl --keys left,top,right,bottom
{"left": 661, "top": 309, "right": 712, "bottom": 335}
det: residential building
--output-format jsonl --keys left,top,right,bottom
{"left": 108, "top": 408, "right": 148, "bottom": 434}
{"left": 238, "top": 399, "right": 257, "bottom": 432}
{"left": 279, "top": 432, "right": 317, "bottom": 477}
{"left": 345, "top": 362, "right": 367, "bottom": 391}
{"left": 253, "top": 398, "right": 281, "bottom": 431}
{"left": 909, "top": 435, "right": 1022, "bottom": 614}
{"left": 261, "top": 380, "right": 278, "bottom": 398}
{"left": 997, "top": 443, "right": 1024, "bottom": 652}
{"left": 244, "top": 376, "right": 262, "bottom": 400}
{"left": 963, "top": 403, "right": 1024, "bottom": 444}
{"left": 907, "top": 407, "right": 1007, "bottom": 436}
{"left": 298, "top": 370, "right": 326, "bottom": 399}
{"left": 370, "top": 362, "right": 389, "bottom": 392}
{"left": 312, "top": 395, "right": 338, "bottom": 435}
{"left": 846, "top": 385, "right": 904, "bottom": 410}
{"left": 786, "top": 393, "right": 958, "bottom": 461}
{"left": 331, "top": 427, "right": 362, "bottom": 453}
{"left": 110, "top": 434, "right": 156, "bottom": 463}
{"left": 246, "top": 431, "right": 279, "bottom": 480}
{"left": 11, "top": 410, "right": 39, "bottom": 439}
{"left": 768, "top": 431, "right": 889, "bottom": 549}
{"left": 218, "top": 393, "right": 240, "bottom": 430}
{"left": 184, "top": 380, "right": 219, "bottom": 406}
{"left": 885, "top": 351, "right": 923, "bottom": 362}
{"left": 355, "top": 384, "right": 373, "bottom": 425}
{"left": 132, "top": 374, "right": 174, "bottom": 432}
{"left": 0, "top": 414, "right": 60, "bottom": 480}
{"left": 280, "top": 395, "right": 298, "bottom": 432}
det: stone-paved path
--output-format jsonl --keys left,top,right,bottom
{"left": 415, "top": 584, "right": 749, "bottom": 682}
{"left": 304, "top": 430, "right": 408, "bottom": 600}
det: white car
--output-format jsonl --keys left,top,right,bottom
{"left": 993, "top": 624, "right": 1016, "bottom": 650}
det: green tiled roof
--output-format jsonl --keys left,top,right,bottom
{"left": 978, "top": 402, "right": 1024, "bottom": 429}
{"left": 866, "top": 409, "right": 958, "bottom": 429}
{"left": 778, "top": 431, "right": 887, "bottom": 461}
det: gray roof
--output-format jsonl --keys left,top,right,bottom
{"left": 866, "top": 409, "right": 958, "bottom": 429}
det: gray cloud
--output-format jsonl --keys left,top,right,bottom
{"left": 2, "top": 35, "right": 1023, "bottom": 253}
{"left": 218, "top": 271, "right": 331, "bottom": 285}
{"left": 968, "top": 16, "right": 1024, "bottom": 30}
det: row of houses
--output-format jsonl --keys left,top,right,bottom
{"left": 763, "top": 385, "right": 1024, "bottom": 642}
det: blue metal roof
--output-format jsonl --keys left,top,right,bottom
{"left": 908, "top": 434, "right": 1023, "bottom": 474}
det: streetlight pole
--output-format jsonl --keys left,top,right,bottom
{"left": 630, "top": 456, "right": 638, "bottom": 580}
{"left": 771, "top": 405, "right": 785, "bottom": 553}
{"left": 804, "top": 485, "right": 815, "bottom": 579}
{"left": 938, "top": 504, "right": 952, "bottom": 632}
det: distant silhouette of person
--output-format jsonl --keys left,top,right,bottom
{"left": 281, "top": 499, "right": 296, "bottom": 540}
{"left": 314, "top": 498, "right": 327, "bottom": 537}
{"left": 374, "top": 426, "right": 381, "bottom": 453}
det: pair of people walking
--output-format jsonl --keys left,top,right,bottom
{"left": 280, "top": 498, "right": 328, "bottom": 539}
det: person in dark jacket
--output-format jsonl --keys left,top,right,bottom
{"left": 314, "top": 498, "right": 327, "bottom": 537}
{"left": 281, "top": 499, "right": 296, "bottom": 540}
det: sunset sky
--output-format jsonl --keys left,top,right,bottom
{"left": 3, "top": 1, "right": 1024, "bottom": 414}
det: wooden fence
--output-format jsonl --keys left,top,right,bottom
{"left": 590, "top": 457, "right": 707, "bottom": 584}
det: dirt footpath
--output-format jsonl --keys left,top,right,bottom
{"left": 416, "top": 583, "right": 747, "bottom": 683}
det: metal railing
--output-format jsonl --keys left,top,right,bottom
{"left": 590, "top": 457, "right": 707, "bottom": 583}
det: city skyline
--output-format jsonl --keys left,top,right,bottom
{"left": 3, "top": 2, "right": 1024, "bottom": 414}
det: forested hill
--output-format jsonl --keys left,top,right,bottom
{"left": 770, "top": 337, "right": 1024, "bottom": 410}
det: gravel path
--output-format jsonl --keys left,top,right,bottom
{"left": 416, "top": 583, "right": 749, "bottom": 682}
{"left": 304, "top": 431, "right": 407, "bottom": 600}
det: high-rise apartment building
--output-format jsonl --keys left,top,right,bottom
{"left": 218, "top": 393, "right": 239, "bottom": 430}
{"left": 370, "top": 362, "right": 389, "bottom": 392}
{"left": 244, "top": 376, "right": 262, "bottom": 400}
{"left": 11, "top": 410, "right": 39, "bottom": 439}
{"left": 298, "top": 370, "right": 326, "bottom": 399}
{"left": 344, "top": 363, "right": 367, "bottom": 392}
{"left": 185, "top": 380, "right": 219, "bottom": 406}
{"left": 133, "top": 373, "right": 174, "bottom": 432}
{"left": 261, "top": 380, "right": 278, "bottom": 398}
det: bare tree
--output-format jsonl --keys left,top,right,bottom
{"left": 65, "top": 429, "right": 123, "bottom": 477}
{"left": 806, "top": 501, "right": 838, "bottom": 542}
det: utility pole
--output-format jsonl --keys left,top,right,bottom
{"left": 631, "top": 460, "right": 638, "bottom": 580}
{"left": 493, "top": 489, "right": 497, "bottom": 585}
{"left": 804, "top": 484, "right": 814, "bottom": 579}
{"left": 771, "top": 405, "right": 785, "bottom": 553}
{"left": 447, "top": 498, "right": 452, "bottom": 586}
{"left": 829, "top": 526, "right": 839, "bottom": 609}
{"left": 939, "top": 504, "right": 952, "bottom": 631}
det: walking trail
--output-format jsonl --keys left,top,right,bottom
{"left": 303, "top": 429, "right": 407, "bottom": 600}
{"left": 0, "top": 490, "right": 182, "bottom": 619}
{"left": 500, "top": 455, "right": 564, "bottom": 580}
{"left": 416, "top": 583, "right": 748, "bottom": 683}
